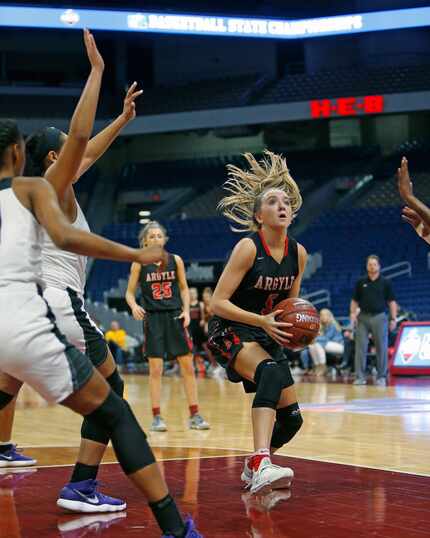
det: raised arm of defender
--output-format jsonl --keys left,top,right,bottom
{"left": 24, "top": 176, "right": 165, "bottom": 266}
{"left": 44, "top": 30, "right": 104, "bottom": 198}
{"left": 398, "top": 156, "right": 430, "bottom": 244}
{"left": 76, "top": 82, "right": 143, "bottom": 179}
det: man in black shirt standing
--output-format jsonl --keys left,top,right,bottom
{"left": 350, "top": 255, "right": 397, "bottom": 386}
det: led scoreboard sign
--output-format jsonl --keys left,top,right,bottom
{"left": 310, "top": 95, "right": 384, "bottom": 119}
{"left": 1, "top": 6, "right": 430, "bottom": 38}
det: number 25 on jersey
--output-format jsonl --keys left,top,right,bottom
{"left": 151, "top": 282, "right": 173, "bottom": 300}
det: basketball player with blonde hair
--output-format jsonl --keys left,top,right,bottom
{"left": 208, "top": 150, "right": 307, "bottom": 494}
{"left": 126, "top": 221, "right": 210, "bottom": 432}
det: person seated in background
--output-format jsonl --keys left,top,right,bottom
{"left": 339, "top": 326, "right": 355, "bottom": 372}
{"left": 300, "top": 309, "right": 344, "bottom": 376}
{"left": 299, "top": 345, "right": 312, "bottom": 375}
{"left": 105, "top": 320, "right": 128, "bottom": 365}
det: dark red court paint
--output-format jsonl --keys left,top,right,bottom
{"left": 1, "top": 456, "right": 429, "bottom": 537}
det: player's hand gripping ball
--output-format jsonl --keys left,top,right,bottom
{"left": 274, "top": 298, "right": 320, "bottom": 351}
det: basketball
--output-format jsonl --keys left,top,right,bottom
{"left": 274, "top": 298, "right": 320, "bottom": 351}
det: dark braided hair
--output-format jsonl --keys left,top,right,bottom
{"left": 0, "top": 119, "right": 22, "bottom": 168}
{"left": 25, "top": 127, "right": 64, "bottom": 176}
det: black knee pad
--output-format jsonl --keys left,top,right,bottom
{"left": 81, "top": 370, "right": 125, "bottom": 445}
{"left": 252, "top": 359, "right": 283, "bottom": 410}
{"left": 81, "top": 416, "right": 110, "bottom": 446}
{"left": 106, "top": 369, "right": 125, "bottom": 398}
{"left": 0, "top": 390, "right": 14, "bottom": 410}
{"left": 86, "top": 390, "right": 156, "bottom": 475}
{"left": 270, "top": 403, "right": 303, "bottom": 449}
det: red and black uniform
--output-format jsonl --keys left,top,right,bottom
{"left": 189, "top": 300, "right": 204, "bottom": 350}
{"left": 140, "top": 254, "right": 192, "bottom": 357}
{"left": 208, "top": 231, "right": 299, "bottom": 392}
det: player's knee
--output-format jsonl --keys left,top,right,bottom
{"left": 150, "top": 364, "right": 163, "bottom": 378}
{"left": 0, "top": 390, "right": 14, "bottom": 410}
{"left": 180, "top": 361, "right": 194, "bottom": 377}
{"left": 86, "top": 390, "right": 126, "bottom": 433}
{"left": 81, "top": 370, "right": 124, "bottom": 445}
{"left": 106, "top": 368, "right": 124, "bottom": 397}
{"left": 81, "top": 416, "right": 110, "bottom": 445}
{"left": 252, "top": 359, "right": 283, "bottom": 410}
{"left": 86, "top": 390, "right": 155, "bottom": 474}
{"left": 270, "top": 403, "right": 303, "bottom": 449}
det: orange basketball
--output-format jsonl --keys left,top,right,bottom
{"left": 274, "top": 298, "right": 320, "bottom": 351}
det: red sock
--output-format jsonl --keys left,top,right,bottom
{"left": 152, "top": 407, "right": 161, "bottom": 417}
{"left": 189, "top": 404, "right": 199, "bottom": 416}
{"left": 250, "top": 449, "right": 270, "bottom": 471}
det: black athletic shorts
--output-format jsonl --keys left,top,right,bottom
{"left": 207, "top": 316, "right": 294, "bottom": 393}
{"left": 144, "top": 309, "right": 193, "bottom": 358}
{"left": 43, "top": 286, "right": 109, "bottom": 369}
{"left": 189, "top": 319, "right": 205, "bottom": 350}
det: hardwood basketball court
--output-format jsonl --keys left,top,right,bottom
{"left": 1, "top": 374, "right": 429, "bottom": 537}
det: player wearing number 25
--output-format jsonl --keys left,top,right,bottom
{"left": 126, "top": 221, "right": 210, "bottom": 433}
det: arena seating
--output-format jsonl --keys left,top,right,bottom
{"left": 139, "top": 74, "right": 259, "bottom": 115}
{"left": 117, "top": 147, "right": 378, "bottom": 219}
{"left": 87, "top": 217, "right": 237, "bottom": 300}
{"left": 254, "top": 64, "right": 430, "bottom": 106}
{"left": 5, "top": 63, "right": 430, "bottom": 119}
{"left": 0, "top": 87, "right": 114, "bottom": 118}
{"left": 300, "top": 204, "right": 430, "bottom": 320}
{"left": 74, "top": 167, "right": 99, "bottom": 213}
{"left": 357, "top": 172, "right": 430, "bottom": 208}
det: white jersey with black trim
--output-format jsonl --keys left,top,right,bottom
{"left": 0, "top": 177, "right": 44, "bottom": 290}
{"left": 41, "top": 202, "right": 89, "bottom": 293}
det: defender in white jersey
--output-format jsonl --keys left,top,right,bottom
{"left": 0, "top": 29, "right": 144, "bottom": 513}
{"left": 0, "top": 117, "right": 202, "bottom": 538}
{"left": 42, "top": 202, "right": 108, "bottom": 373}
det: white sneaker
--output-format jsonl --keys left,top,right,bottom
{"left": 212, "top": 366, "right": 226, "bottom": 379}
{"left": 250, "top": 458, "right": 294, "bottom": 495}
{"left": 150, "top": 415, "right": 167, "bottom": 432}
{"left": 353, "top": 378, "right": 367, "bottom": 386}
{"left": 241, "top": 456, "right": 253, "bottom": 489}
{"left": 189, "top": 414, "right": 210, "bottom": 430}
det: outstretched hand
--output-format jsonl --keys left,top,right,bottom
{"left": 121, "top": 82, "right": 143, "bottom": 122}
{"left": 136, "top": 246, "right": 168, "bottom": 269}
{"left": 402, "top": 206, "right": 430, "bottom": 239}
{"left": 83, "top": 29, "right": 104, "bottom": 72}
{"left": 398, "top": 156, "right": 413, "bottom": 202}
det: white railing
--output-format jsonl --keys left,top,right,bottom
{"left": 303, "top": 251, "right": 323, "bottom": 280}
{"left": 302, "top": 289, "right": 331, "bottom": 307}
{"left": 381, "top": 261, "right": 411, "bottom": 280}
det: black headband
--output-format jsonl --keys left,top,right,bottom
{"left": 38, "top": 127, "right": 63, "bottom": 160}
